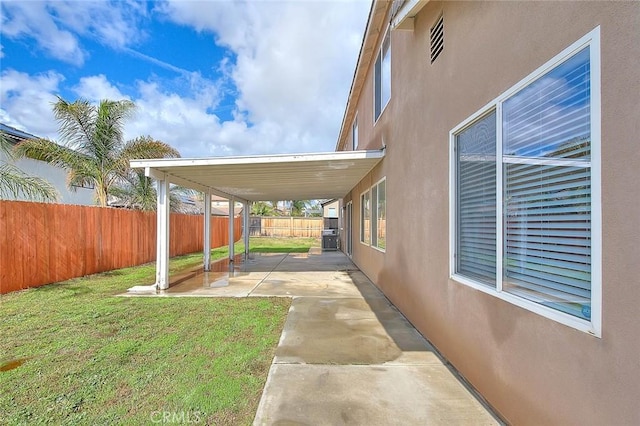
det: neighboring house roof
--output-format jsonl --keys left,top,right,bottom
{"left": 1, "top": 123, "right": 40, "bottom": 145}
{"left": 211, "top": 205, "right": 243, "bottom": 217}
{"left": 193, "top": 197, "right": 244, "bottom": 216}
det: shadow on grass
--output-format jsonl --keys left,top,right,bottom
{"left": 101, "top": 270, "right": 126, "bottom": 277}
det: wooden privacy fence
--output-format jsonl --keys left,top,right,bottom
{"left": 249, "top": 216, "right": 324, "bottom": 238}
{"left": 0, "top": 200, "right": 242, "bottom": 294}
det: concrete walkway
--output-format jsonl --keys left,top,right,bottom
{"left": 127, "top": 250, "right": 500, "bottom": 425}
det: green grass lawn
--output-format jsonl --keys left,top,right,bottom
{"left": 0, "top": 237, "right": 318, "bottom": 425}
{"left": 174, "top": 236, "right": 319, "bottom": 269}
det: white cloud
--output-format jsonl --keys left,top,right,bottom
{"left": 0, "top": 70, "right": 225, "bottom": 157}
{"left": 158, "top": 0, "right": 370, "bottom": 154}
{"left": 1, "top": 1, "right": 85, "bottom": 65}
{"left": 0, "top": 69, "right": 62, "bottom": 138}
{"left": 0, "top": 0, "right": 146, "bottom": 65}
{"left": 73, "top": 75, "right": 130, "bottom": 102}
{"left": 0, "top": 1, "right": 370, "bottom": 158}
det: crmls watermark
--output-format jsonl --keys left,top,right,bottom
{"left": 150, "top": 410, "right": 204, "bottom": 424}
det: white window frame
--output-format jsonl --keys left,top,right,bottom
{"left": 372, "top": 177, "right": 386, "bottom": 252}
{"left": 374, "top": 28, "right": 391, "bottom": 124}
{"left": 360, "top": 178, "right": 387, "bottom": 252}
{"left": 448, "top": 27, "right": 601, "bottom": 336}
{"left": 360, "top": 189, "right": 371, "bottom": 245}
{"left": 352, "top": 115, "right": 359, "bottom": 151}
{"left": 346, "top": 200, "right": 353, "bottom": 257}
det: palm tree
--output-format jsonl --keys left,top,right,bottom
{"left": 0, "top": 133, "right": 58, "bottom": 202}
{"left": 110, "top": 167, "right": 193, "bottom": 213}
{"left": 15, "top": 97, "right": 179, "bottom": 207}
{"left": 109, "top": 135, "right": 183, "bottom": 210}
{"left": 305, "top": 200, "right": 322, "bottom": 217}
{"left": 290, "top": 200, "right": 306, "bottom": 217}
{"left": 251, "top": 201, "right": 276, "bottom": 216}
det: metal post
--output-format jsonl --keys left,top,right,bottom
{"left": 156, "top": 178, "right": 170, "bottom": 290}
{"left": 243, "top": 201, "right": 250, "bottom": 258}
{"left": 228, "top": 196, "right": 235, "bottom": 262}
{"left": 203, "top": 191, "right": 211, "bottom": 271}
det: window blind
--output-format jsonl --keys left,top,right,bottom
{"left": 502, "top": 47, "right": 592, "bottom": 319}
{"left": 456, "top": 111, "right": 497, "bottom": 285}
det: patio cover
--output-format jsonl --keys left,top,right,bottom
{"left": 130, "top": 150, "right": 384, "bottom": 289}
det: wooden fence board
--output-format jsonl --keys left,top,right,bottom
{"left": 0, "top": 201, "right": 242, "bottom": 294}
{"left": 250, "top": 216, "right": 324, "bottom": 238}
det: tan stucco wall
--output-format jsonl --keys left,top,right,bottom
{"left": 342, "top": 1, "right": 640, "bottom": 424}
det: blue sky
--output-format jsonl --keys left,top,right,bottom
{"left": 0, "top": 0, "right": 370, "bottom": 158}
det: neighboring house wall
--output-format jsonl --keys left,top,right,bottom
{"left": 7, "top": 155, "right": 95, "bottom": 205}
{"left": 0, "top": 126, "right": 95, "bottom": 205}
{"left": 322, "top": 200, "right": 339, "bottom": 218}
{"left": 338, "top": 1, "right": 640, "bottom": 424}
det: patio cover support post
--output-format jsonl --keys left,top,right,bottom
{"left": 156, "top": 177, "right": 170, "bottom": 290}
{"left": 203, "top": 191, "right": 211, "bottom": 271}
{"left": 229, "top": 196, "right": 235, "bottom": 262}
{"left": 243, "top": 201, "right": 250, "bottom": 258}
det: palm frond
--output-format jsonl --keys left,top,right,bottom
{"left": 0, "top": 163, "right": 59, "bottom": 202}
{"left": 94, "top": 99, "right": 135, "bottom": 161}
{"left": 53, "top": 97, "right": 96, "bottom": 152}
{"left": 116, "top": 135, "right": 180, "bottom": 179}
{"left": 0, "top": 133, "right": 16, "bottom": 160}
{"left": 169, "top": 185, "right": 196, "bottom": 213}
{"left": 109, "top": 169, "right": 192, "bottom": 212}
{"left": 14, "top": 138, "right": 88, "bottom": 173}
{"left": 121, "top": 135, "right": 181, "bottom": 160}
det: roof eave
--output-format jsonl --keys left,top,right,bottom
{"left": 334, "top": 0, "right": 392, "bottom": 152}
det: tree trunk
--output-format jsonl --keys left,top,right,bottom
{"left": 97, "top": 185, "right": 108, "bottom": 207}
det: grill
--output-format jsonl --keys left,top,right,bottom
{"left": 322, "top": 228, "right": 338, "bottom": 250}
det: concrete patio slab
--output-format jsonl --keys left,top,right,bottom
{"left": 165, "top": 271, "right": 263, "bottom": 297}
{"left": 252, "top": 251, "right": 500, "bottom": 425}
{"left": 274, "top": 297, "right": 440, "bottom": 366}
{"left": 121, "top": 253, "right": 287, "bottom": 297}
{"left": 254, "top": 364, "right": 497, "bottom": 425}
{"left": 250, "top": 272, "right": 365, "bottom": 298}
{"left": 122, "top": 249, "right": 500, "bottom": 424}
{"left": 275, "top": 251, "right": 359, "bottom": 272}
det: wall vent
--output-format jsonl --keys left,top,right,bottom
{"left": 430, "top": 14, "right": 444, "bottom": 63}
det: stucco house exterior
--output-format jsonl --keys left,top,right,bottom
{"left": 1, "top": 123, "right": 94, "bottom": 205}
{"left": 335, "top": 1, "right": 640, "bottom": 424}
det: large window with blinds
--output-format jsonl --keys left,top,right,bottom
{"left": 450, "top": 28, "right": 601, "bottom": 335}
